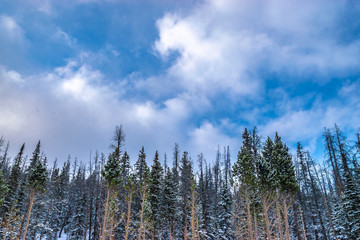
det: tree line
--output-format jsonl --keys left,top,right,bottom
{"left": 0, "top": 124, "right": 359, "bottom": 239}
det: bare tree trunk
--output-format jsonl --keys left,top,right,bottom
{"left": 291, "top": 197, "right": 302, "bottom": 240}
{"left": 101, "top": 188, "right": 110, "bottom": 240}
{"left": 17, "top": 205, "right": 27, "bottom": 239}
{"left": 261, "top": 194, "right": 273, "bottom": 240}
{"left": 276, "top": 196, "right": 284, "bottom": 240}
{"left": 245, "top": 187, "right": 254, "bottom": 240}
{"left": 138, "top": 186, "right": 146, "bottom": 240}
{"left": 313, "top": 165, "right": 339, "bottom": 240}
{"left": 84, "top": 208, "right": 89, "bottom": 240}
{"left": 110, "top": 216, "right": 115, "bottom": 240}
{"left": 254, "top": 208, "right": 258, "bottom": 240}
{"left": 125, "top": 188, "right": 134, "bottom": 240}
{"left": 282, "top": 196, "right": 291, "bottom": 240}
{"left": 305, "top": 158, "right": 328, "bottom": 240}
{"left": 88, "top": 191, "right": 93, "bottom": 240}
{"left": 299, "top": 205, "right": 308, "bottom": 240}
{"left": 183, "top": 222, "right": 187, "bottom": 240}
{"left": 22, "top": 189, "right": 35, "bottom": 240}
{"left": 325, "top": 132, "right": 343, "bottom": 195}
{"left": 190, "top": 187, "right": 198, "bottom": 240}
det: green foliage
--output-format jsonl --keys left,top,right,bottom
{"left": 28, "top": 158, "right": 48, "bottom": 193}
{"left": 258, "top": 134, "right": 298, "bottom": 194}
{"left": 233, "top": 145, "right": 256, "bottom": 186}
{"left": 273, "top": 133, "right": 298, "bottom": 193}
{"left": 259, "top": 137, "right": 276, "bottom": 190}
{"left": 149, "top": 151, "right": 163, "bottom": 238}
{"left": 102, "top": 152, "right": 122, "bottom": 188}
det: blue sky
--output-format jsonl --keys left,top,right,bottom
{"left": 1, "top": 0, "right": 360, "bottom": 165}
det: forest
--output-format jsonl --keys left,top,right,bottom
{"left": 0, "top": 125, "right": 359, "bottom": 240}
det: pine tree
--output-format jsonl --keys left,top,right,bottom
{"left": 22, "top": 153, "right": 48, "bottom": 240}
{"left": 124, "top": 173, "right": 136, "bottom": 240}
{"left": 27, "top": 140, "right": 41, "bottom": 176}
{"left": 258, "top": 136, "right": 277, "bottom": 240}
{"left": 334, "top": 172, "right": 360, "bottom": 240}
{"left": 69, "top": 191, "right": 87, "bottom": 240}
{"left": 101, "top": 151, "right": 122, "bottom": 240}
{"left": 137, "top": 157, "right": 150, "bottom": 240}
{"left": 120, "top": 151, "right": 130, "bottom": 182}
{"left": 2, "top": 143, "right": 25, "bottom": 217}
{"left": 162, "top": 167, "right": 177, "bottom": 239}
{"left": 67, "top": 166, "right": 86, "bottom": 239}
{"left": 149, "top": 151, "right": 163, "bottom": 239}
{"left": 232, "top": 129, "right": 257, "bottom": 240}
{"left": 218, "top": 183, "right": 232, "bottom": 239}
{"left": 135, "top": 146, "right": 148, "bottom": 186}
{"left": 179, "top": 151, "right": 192, "bottom": 240}
{"left": 57, "top": 160, "right": 71, "bottom": 239}
{"left": 46, "top": 165, "right": 62, "bottom": 239}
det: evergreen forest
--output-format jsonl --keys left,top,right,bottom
{"left": 0, "top": 125, "right": 359, "bottom": 240}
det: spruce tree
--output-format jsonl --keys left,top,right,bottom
{"left": 2, "top": 143, "right": 25, "bottom": 216}
{"left": 22, "top": 155, "right": 48, "bottom": 240}
{"left": 120, "top": 151, "right": 130, "bottom": 182}
{"left": 66, "top": 166, "right": 86, "bottom": 239}
{"left": 69, "top": 192, "right": 87, "bottom": 240}
{"left": 232, "top": 129, "right": 257, "bottom": 240}
{"left": 162, "top": 167, "right": 177, "bottom": 239}
{"left": 179, "top": 151, "right": 192, "bottom": 239}
{"left": 27, "top": 140, "right": 41, "bottom": 176}
{"left": 334, "top": 172, "right": 360, "bottom": 240}
{"left": 149, "top": 151, "right": 163, "bottom": 239}
{"left": 258, "top": 137, "right": 276, "bottom": 240}
{"left": 101, "top": 151, "right": 122, "bottom": 240}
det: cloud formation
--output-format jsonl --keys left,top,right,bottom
{"left": 0, "top": 0, "right": 360, "bottom": 163}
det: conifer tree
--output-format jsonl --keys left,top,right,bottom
{"left": 101, "top": 125, "right": 125, "bottom": 240}
{"left": 27, "top": 140, "right": 41, "bottom": 176}
{"left": 333, "top": 171, "right": 360, "bottom": 240}
{"left": 22, "top": 153, "right": 48, "bottom": 240}
{"left": 124, "top": 173, "right": 136, "bottom": 240}
{"left": 2, "top": 143, "right": 25, "bottom": 217}
{"left": 137, "top": 155, "right": 150, "bottom": 240}
{"left": 0, "top": 170, "right": 8, "bottom": 207}
{"left": 134, "top": 146, "right": 150, "bottom": 240}
{"left": 67, "top": 166, "right": 86, "bottom": 239}
{"left": 258, "top": 137, "right": 276, "bottom": 240}
{"left": 120, "top": 151, "right": 130, "bottom": 182}
{"left": 179, "top": 151, "right": 192, "bottom": 239}
{"left": 149, "top": 151, "right": 163, "bottom": 239}
{"left": 101, "top": 151, "right": 122, "bottom": 240}
{"left": 162, "top": 167, "right": 177, "bottom": 239}
{"left": 57, "top": 160, "right": 71, "bottom": 238}
{"left": 274, "top": 134, "right": 298, "bottom": 240}
{"left": 218, "top": 183, "right": 232, "bottom": 238}
{"left": 232, "top": 129, "right": 256, "bottom": 240}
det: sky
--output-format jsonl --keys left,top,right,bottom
{"left": 0, "top": 0, "right": 360, "bottom": 166}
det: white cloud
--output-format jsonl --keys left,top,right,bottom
{"left": 259, "top": 81, "right": 360, "bottom": 155}
{"left": 54, "top": 28, "right": 77, "bottom": 47}
{"left": 0, "top": 62, "right": 197, "bottom": 164}
{"left": 154, "top": 0, "right": 360, "bottom": 100}
{"left": 188, "top": 121, "right": 240, "bottom": 160}
{"left": 0, "top": 15, "right": 23, "bottom": 41}
{"left": 155, "top": 12, "right": 264, "bottom": 97}
{"left": 1, "top": 0, "right": 360, "bottom": 166}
